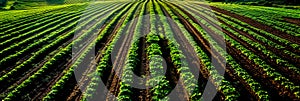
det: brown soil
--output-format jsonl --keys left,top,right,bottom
{"left": 165, "top": 3, "right": 233, "bottom": 100}
{"left": 0, "top": 14, "right": 82, "bottom": 98}
{"left": 31, "top": 14, "right": 112, "bottom": 100}
{"left": 197, "top": 4, "right": 300, "bottom": 45}
{"left": 65, "top": 11, "right": 130, "bottom": 101}
{"left": 0, "top": 3, "right": 130, "bottom": 100}
{"left": 33, "top": 3, "right": 134, "bottom": 100}
{"left": 2, "top": 1, "right": 300, "bottom": 101}
{"left": 214, "top": 12, "right": 300, "bottom": 55}
{"left": 173, "top": 2, "right": 295, "bottom": 99}
{"left": 181, "top": 4, "right": 300, "bottom": 84}
{"left": 168, "top": 2, "right": 295, "bottom": 100}
{"left": 156, "top": 7, "right": 187, "bottom": 101}
{"left": 226, "top": 41, "right": 297, "bottom": 100}
{"left": 284, "top": 17, "right": 300, "bottom": 26}
{"left": 71, "top": 4, "right": 136, "bottom": 101}
{"left": 65, "top": 5, "right": 129, "bottom": 100}
{"left": 105, "top": 3, "right": 141, "bottom": 101}
{"left": 0, "top": 16, "right": 77, "bottom": 72}
{"left": 194, "top": 6, "right": 300, "bottom": 56}
{"left": 177, "top": 3, "right": 300, "bottom": 100}
{"left": 0, "top": 4, "right": 122, "bottom": 95}
{"left": 132, "top": 1, "right": 151, "bottom": 100}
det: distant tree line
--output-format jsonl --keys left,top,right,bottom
{"left": 46, "top": 0, "right": 65, "bottom": 4}
{"left": 0, "top": 0, "right": 7, "bottom": 7}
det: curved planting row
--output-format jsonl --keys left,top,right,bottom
{"left": 80, "top": 2, "right": 140, "bottom": 100}
{"left": 145, "top": 34, "right": 170, "bottom": 101}
{"left": 0, "top": 12, "right": 71, "bottom": 36}
{"left": 0, "top": 3, "right": 122, "bottom": 85}
{"left": 195, "top": 3, "right": 300, "bottom": 45}
{"left": 212, "top": 9, "right": 300, "bottom": 52}
{"left": 1, "top": 2, "right": 132, "bottom": 100}
{"left": 0, "top": 3, "right": 119, "bottom": 51}
{"left": 0, "top": 12, "right": 81, "bottom": 47}
{"left": 1, "top": 1, "right": 299, "bottom": 100}
{"left": 105, "top": 2, "right": 142, "bottom": 100}
{"left": 180, "top": 3, "right": 300, "bottom": 83}
{"left": 144, "top": 1, "right": 171, "bottom": 100}
{"left": 0, "top": 5, "right": 83, "bottom": 29}
{"left": 0, "top": 2, "right": 115, "bottom": 38}
{"left": 42, "top": 2, "right": 137, "bottom": 100}
{"left": 0, "top": 3, "right": 120, "bottom": 69}
{"left": 206, "top": 3, "right": 300, "bottom": 37}
{"left": 166, "top": 2, "right": 244, "bottom": 100}
{"left": 155, "top": 1, "right": 201, "bottom": 100}
{"left": 117, "top": 1, "right": 147, "bottom": 101}
{"left": 186, "top": 3, "right": 300, "bottom": 56}
{"left": 172, "top": 2, "right": 300, "bottom": 100}
{"left": 0, "top": 3, "right": 119, "bottom": 32}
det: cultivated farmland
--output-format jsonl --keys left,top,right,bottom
{"left": 0, "top": 0, "right": 299, "bottom": 101}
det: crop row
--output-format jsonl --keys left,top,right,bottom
{"left": 117, "top": 1, "right": 146, "bottom": 100}
{"left": 81, "top": 2, "right": 140, "bottom": 100}
{"left": 0, "top": 4, "right": 86, "bottom": 29}
{"left": 0, "top": 12, "right": 71, "bottom": 36}
{"left": 0, "top": 12, "right": 81, "bottom": 47}
{"left": 187, "top": 3, "right": 300, "bottom": 52}
{"left": 2, "top": 2, "right": 131, "bottom": 100}
{"left": 175, "top": 3, "right": 300, "bottom": 99}
{"left": 182, "top": 3, "right": 300, "bottom": 82}
{"left": 0, "top": 3, "right": 117, "bottom": 46}
{"left": 173, "top": 4, "right": 270, "bottom": 99}
{"left": 0, "top": 3, "right": 118, "bottom": 32}
{"left": 0, "top": 2, "right": 120, "bottom": 46}
{"left": 166, "top": 2, "right": 244, "bottom": 100}
{"left": 207, "top": 3, "right": 300, "bottom": 37}
{"left": 0, "top": 3, "right": 119, "bottom": 68}
{"left": 156, "top": 1, "right": 202, "bottom": 100}
{"left": 0, "top": 3, "right": 122, "bottom": 87}
{"left": 146, "top": 1, "right": 170, "bottom": 100}
{"left": 43, "top": 2, "right": 138, "bottom": 100}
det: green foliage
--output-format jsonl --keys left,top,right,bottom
{"left": 210, "top": 2, "right": 300, "bottom": 39}
{"left": 0, "top": 0, "right": 7, "bottom": 7}
{"left": 46, "top": 0, "right": 65, "bottom": 4}
{"left": 176, "top": 2, "right": 300, "bottom": 99}
{"left": 0, "top": 3, "right": 117, "bottom": 87}
{"left": 207, "top": 0, "right": 300, "bottom": 5}
{"left": 82, "top": 2, "right": 139, "bottom": 100}
{"left": 117, "top": 2, "right": 147, "bottom": 101}
{"left": 1, "top": 2, "right": 131, "bottom": 100}
{"left": 1, "top": 0, "right": 300, "bottom": 100}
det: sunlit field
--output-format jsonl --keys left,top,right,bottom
{"left": 0, "top": 0, "right": 299, "bottom": 100}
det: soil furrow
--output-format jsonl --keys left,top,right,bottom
{"left": 6, "top": 3, "right": 130, "bottom": 100}
{"left": 132, "top": 1, "right": 151, "bottom": 100}
{"left": 226, "top": 41, "right": 296, "bottom": 100}
{"left": 197, "top": 3, "right": 300, "bottom": 45}
{"left": 166, "top": 2, "right": 263, "bottom": 100}
{"left": 179, "top": 4, "right": 300, "bottom": 84}
{"left": 105, "top": 3, "right": 141, "bottom": 101}
{"left": 159, "top": 1, "right": 192, "bottom": 101}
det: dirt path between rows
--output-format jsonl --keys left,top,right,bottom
{"left": 179, "top": 4, "right": 300, "bottom": 84}
{"left": 195, "top": 4, "right": 300, "bottom": 45}
{"left": 175, "top": 3, "right": 299, "bottom": 100}
{"left": 284, "top": 17, "right": 300, "bottom": 26}
{"left": 133, "top": 1, "right": 151, "bottom": 100}
{"left": 105, "top": 3, "right": 141, "bottom": 101}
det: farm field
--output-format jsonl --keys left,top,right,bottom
{"left": 0, "top": 0, "right": 300, "bottom": 100}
